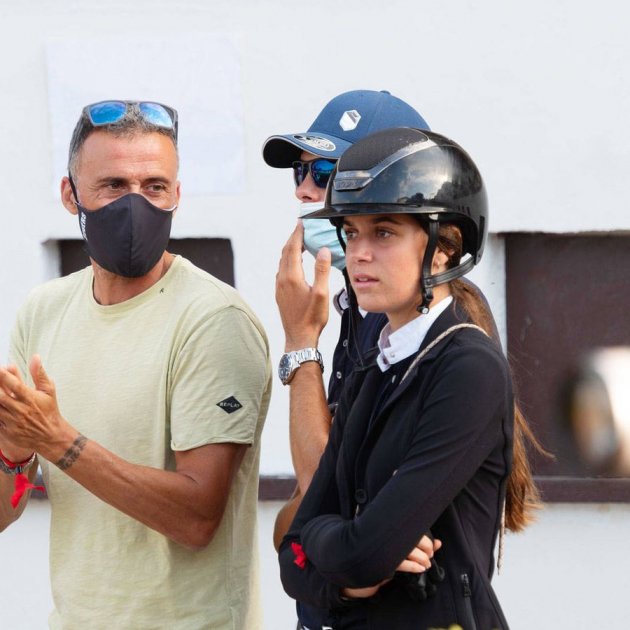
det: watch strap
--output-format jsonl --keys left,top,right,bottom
{"left": 292, "top": 347, "right": 323, "bottom": 369}
{"left": 279, "top": 347, "right": 324, "bottom": 385}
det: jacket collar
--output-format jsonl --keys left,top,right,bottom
{"left": 376, "top": 296, "right": 453, "bottom": 371}
{"left": 366, "top": 301, "right": 471, "bottom": 424}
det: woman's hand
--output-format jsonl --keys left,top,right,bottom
{"left": 396, "top": 534, "right": 442, "bottom": 574}
{"left": 340, "top": 535, "right": 443, "bottom": 599}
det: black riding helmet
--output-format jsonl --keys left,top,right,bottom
{"left": 304, "top": 127, "right": 488, "bottom": 312}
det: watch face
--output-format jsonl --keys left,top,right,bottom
{"left": 278, "top": 353, "right": 293, "bottom": 384}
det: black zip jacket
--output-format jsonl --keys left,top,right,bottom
{"left": 279, "top": 303, "right": 513, "bottom": 629}
{"left": 328, "top": 309, "right": 388, "bottom": 405}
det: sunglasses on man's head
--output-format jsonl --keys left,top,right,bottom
{"left": 292, "top": 158, "right": 336, "bottom": 189}
{"left": 83, "top": 100, "right": 178, "bottom": 140}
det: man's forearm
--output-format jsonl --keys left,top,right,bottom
{"left": 37, "top": 429, "right": 243, "bottom": 550}
{"left": 0, "top": 362, "right": 246, "bottom": 550}
{"left": 288, "top": 362, "right": 332, "bottom": 494}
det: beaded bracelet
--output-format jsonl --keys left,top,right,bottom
{"left": 0, "top": 449, "right": 43, "bottom": 508}
{"left": 0, "top": 449, "right": 37, "bottom": 475}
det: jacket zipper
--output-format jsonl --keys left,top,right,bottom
{"left": 461, "top": 573, "right": 478, "bottom": 630}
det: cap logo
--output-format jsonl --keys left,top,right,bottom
{"left": 293, "top": 135, "right": 336, "bottom": 152}
{"left": 339, "top": 110, "right": 361, "bottom": 132}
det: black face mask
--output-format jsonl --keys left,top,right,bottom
{"left": 76, "top": 193, "right": 175, "bottom": 278}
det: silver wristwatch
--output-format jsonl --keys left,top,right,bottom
{"left": 278, "top": 347, "right": 324, "bottom": 385}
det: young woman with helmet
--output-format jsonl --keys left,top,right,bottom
{"left": 277, "top": 127, "right": 541, "bottom": 629}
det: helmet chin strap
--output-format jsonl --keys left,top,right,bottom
{"left": 335, "top": 222, "right": 346, "bottom": 255}
{"left": 428, "top": 256, "right": 475, "bottom": 284}
{"left": 334, "top": 221, "right": 366, "bottom": 368}
{"left": 417, "top": 220, "right": 440, "bottom": 314}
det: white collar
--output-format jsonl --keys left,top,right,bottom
{"left": 376, "top": 296, "right": 453, "bottom": 372}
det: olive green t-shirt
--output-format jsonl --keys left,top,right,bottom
{"left": 10, "top": 256, "right": 271, "bottom": 629}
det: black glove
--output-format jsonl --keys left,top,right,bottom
{"left": 395, "top": 531, "right": 445, "bottom": 602}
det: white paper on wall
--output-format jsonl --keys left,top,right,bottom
{"left": 45, "top": 35, "right": 245, "bottom": 197}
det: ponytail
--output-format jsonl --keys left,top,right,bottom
{"left": 451, "top": 280, "right": 545, "bottom": 531}
{"left": 437, "top": 223, "right": 546, "bottom": 531}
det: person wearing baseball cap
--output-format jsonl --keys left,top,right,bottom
{"left": 266, "top": 91, "right": 437, "bottom": 630}
{"left": 265, "top": 89, "right": 432, "bottom": 402}
{"left": 263, "top": 89, "right": 430, "bottom": 167}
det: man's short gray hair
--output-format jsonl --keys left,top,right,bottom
{"left": 67, "top": 105, "right": 178, "bottom": 180}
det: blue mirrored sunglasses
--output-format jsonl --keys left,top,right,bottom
{"left": 84, "top": 100, "right": 178, "bottom": 140}
{"left": 292, "top": 158, "right": 336, "bottom": 189}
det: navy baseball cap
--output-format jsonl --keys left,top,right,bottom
{"left": 262, "top": 89, "right": 430, "bottom": 168}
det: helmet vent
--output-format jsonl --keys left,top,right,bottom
{"left": 339, "top": 127, "right": 428, "bottom": 172}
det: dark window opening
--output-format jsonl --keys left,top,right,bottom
{"left": 506, "top": 233, "right": 630, "bottom": 501}
{"left": 58, "top": 238, "right": 235, "bottom": 287}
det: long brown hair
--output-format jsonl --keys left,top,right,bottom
{"left": 437, "top": 223, "right": 546, "bottom": 532}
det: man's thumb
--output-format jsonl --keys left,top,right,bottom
{"left": 314, "top": 247, "right": 332, "bottom": 288}
{"left": 29, "top": 355, "right": 54, "bottom": 393}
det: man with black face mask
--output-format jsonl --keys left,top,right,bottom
{"left": 0, "top": 101, "right": 271, "bottom": 629}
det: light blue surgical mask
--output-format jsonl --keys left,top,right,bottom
{"left": 299, "top": 202, "right": 346, "bottom": 270}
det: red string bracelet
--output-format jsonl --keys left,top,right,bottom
{"left": 0, "top": 449, "right": 45, "bottom": 508}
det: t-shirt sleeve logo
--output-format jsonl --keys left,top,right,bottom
{"left": 216, "top": 396, "right": 243, "bottom": 414}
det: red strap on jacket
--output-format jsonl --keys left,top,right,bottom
{"left": 291, "top": 542, "right": 307, "bottom": 569}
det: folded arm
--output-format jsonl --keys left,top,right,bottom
{"left": 280, "top": 343, "right": 509, "bottom": 601}
{"left": 300, "top": 346, "right": 509, "bottom": 586}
